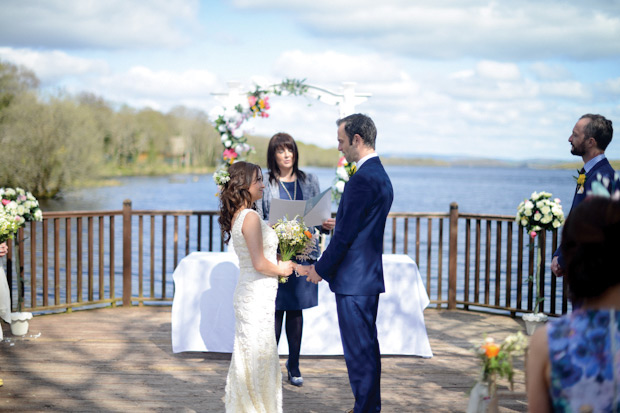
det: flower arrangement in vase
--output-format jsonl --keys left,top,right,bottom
{"left": 515, "top": 191, "right": 564, "bottom": 333}
{"left": 0, "top": 187, "right": 43, "bottom": 311}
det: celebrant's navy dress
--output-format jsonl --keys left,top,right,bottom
{"left": 274, "top": 181, "right": 318, "bottom": 310}
{"left": 257, "top": 176, "right": 321, "bottom": 310}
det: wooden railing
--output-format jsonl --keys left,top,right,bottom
{"left": 6, "top": 201, "right": 569, "bottom": 317}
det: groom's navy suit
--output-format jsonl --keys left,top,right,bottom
{"left": 553, "top": 156, "right": 615, "bottom": 269}
{"left": 315, "top": 156, "right": 393, "bottom": 413}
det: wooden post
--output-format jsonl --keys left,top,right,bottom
{"left": 122, "top": 200, "right": 132, "bottom": 307}
{"left": 448, "top": 202, "right": 459, "bottom": 310}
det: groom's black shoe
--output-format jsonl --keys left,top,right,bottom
{"left": 285, "top": 360, "right": 303, "bottom": 386}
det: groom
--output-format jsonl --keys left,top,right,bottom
{"left": 307, "top": 113, "right": 393, "bottom": 413}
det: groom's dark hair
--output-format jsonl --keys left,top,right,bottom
{"left": 337, "top": 113, "right": 376, "bottom": 149}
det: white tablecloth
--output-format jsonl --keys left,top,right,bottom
{"left": 171, "top": 252, "right": 433, "bottom": 358}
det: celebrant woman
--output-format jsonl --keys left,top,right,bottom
{"left": 256, "top": 132, "right": 335, "bottom": 387}
{"left": 218, "top": 161, "right": 298, "bottom": 412}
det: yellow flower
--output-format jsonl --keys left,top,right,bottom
{"left": 577, "top": 173, "right": 586, "bottom": 186}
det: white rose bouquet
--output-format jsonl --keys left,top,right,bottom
{"left": 516, "top": 191, "right": 564, "bottom": 236}
{"left": 0, "top": 187, "right": 43, "bottom": 225}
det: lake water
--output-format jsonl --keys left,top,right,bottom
{"left": 40, "top": 165, "right": 577, "bottom": 216}
{"left": 27, "top": 164, "right": 579, "bottom": 314}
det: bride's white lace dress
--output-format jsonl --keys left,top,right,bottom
{"left": 225, "top": 209, "right": 282, "bottom": 413}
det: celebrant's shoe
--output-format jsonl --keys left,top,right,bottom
{"left": 286, "top": 361, "right": 303, "bottom": 386}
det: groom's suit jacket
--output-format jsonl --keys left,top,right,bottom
{"left": 553, "top": 157, "right": 615, "bottom": 268}
{"left": 315, "top": 156, "right": 393, "bottom": 295}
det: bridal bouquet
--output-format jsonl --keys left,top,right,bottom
{"left": 272, "top": 216, "right": 317, "bottom": 283}
{"left": 331, "top": 156, "right": 356, "bottom": 204}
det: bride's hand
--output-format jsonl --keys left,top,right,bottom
{"left": 278, "top": 260, "right": 295, "bottom": 277}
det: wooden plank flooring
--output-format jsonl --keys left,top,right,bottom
{"left": 0, "top": 306, "right": 528, "bottom": 412}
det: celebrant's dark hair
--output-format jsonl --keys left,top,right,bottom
{"left": 561, "top": 197, "right": 620, "bottom": 300}
{"left": 218, "top": 161, "right": 262, "bottom": 244}
{"left": 267, "top": 132, "right": 306, "bottom": 185}
{"left": 337, "top": 113, "right": 377, "bottom": 148}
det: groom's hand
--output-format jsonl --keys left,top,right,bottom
{"left": 306, "top": 265, "right": 323, "bottom": 284}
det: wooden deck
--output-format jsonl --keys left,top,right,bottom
{"left": 0, "top": 306, "right": 528, "bottom": 412}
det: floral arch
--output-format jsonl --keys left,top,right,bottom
{"left": 211, "top": 79, "right": 370, "bottom": 199}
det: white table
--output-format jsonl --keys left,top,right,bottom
{"left": 171, "top": 252, "right": 433, "bottom": 358}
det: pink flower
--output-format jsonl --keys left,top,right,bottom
{"left": 1, "top": 199, "right": 9, "bottom": 206}
{"left": 223, "top": 148, "right": 238, "bottom": 160}
{"left": 248, "top": 95, "right": 257, "bottom": 107}
{"left": 261, "top": 112, "right": 269, "bottom": 118}
{"left": 530, "top": 231, "right": 537, "bottom": 239}
{"left": 337, "top": 156, "right": 347, "bottom": 167}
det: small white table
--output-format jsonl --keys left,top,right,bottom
{"left": 171, "top": 252, "right": 433, "bottom": 358}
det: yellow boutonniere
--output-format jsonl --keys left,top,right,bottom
{"left": 349, "top": 164, "right": 356, "bottom": 176}
{"left": 573, "top": 170, "right": 586, "bottom": 189}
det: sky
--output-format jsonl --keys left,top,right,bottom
{"left": 1, "top": 0, "right": 620, "bottom": 161}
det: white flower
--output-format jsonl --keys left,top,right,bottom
{"left": 232, "top": 128, "right": 244, "bottom": 138}
{"left": 540, "top": 214, "right": 552, "bottom": 224}
{"left": 335, "top": 181, "right": 345, "bottom": 193}
{"left": 533, "top": 212, "right": 542, "bottom": 221}
{"left": 336, "top": 166, "right": 349, "bottom": 182}
{"left": 34, "top": 210, "right": 43, "bottom": 220}
{"left": 224, "top": 140, "right": 232, "bottom": 148}
{"left": 552, "top": 219, "right": 561, "bottom": 228}
{"left": 520, "top": 218, "right": 528, "bottom": 226}
{"left": 540, "top": 206, "right": 551, "bottom": 215}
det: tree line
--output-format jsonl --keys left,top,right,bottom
{"left": 0, "top": 60, "right": 339, "bottom": 199}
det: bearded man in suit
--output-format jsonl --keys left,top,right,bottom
{"left": 307, "top": 113, "right": 393, "bottom": 413}
{"left": 552, "top": 114, "right": 615, "bottom": 277}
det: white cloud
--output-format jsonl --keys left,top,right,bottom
{"left": 529, "top": 62, "right": 572, "bottom": 81}
{"left": 0, "top": 47, "right": 108, "bottom": 84}
{"left": 232, "top": 1, "right": 620, "bottom": 60}
{"left": 0, "top": 0, "right": 199, "bottom": 49}
{"left": 95, "top": 66, "right": 219, "bottom": 101}
{"left": 476, "top": 61, "right": 520, "bottom": 81}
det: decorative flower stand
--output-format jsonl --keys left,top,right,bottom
{"left": 522, "top": 312, "right": 548, "bottom": 335}
{"left": 10, "top": 312, "right": 32, "bottom": 336}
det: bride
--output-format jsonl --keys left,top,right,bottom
{"left": 218, "top": 161, "right": 297, "bottom": 412}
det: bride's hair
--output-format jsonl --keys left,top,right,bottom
{"left": 218, "top": 161, "right": 262, "bottom": 244}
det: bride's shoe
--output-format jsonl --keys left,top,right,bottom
{"left": 285, "top": 360, "right": 303, "bottom": 386}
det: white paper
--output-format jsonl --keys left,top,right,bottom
{"left": 268, "top": 188, "right": 332, "bottom": 227}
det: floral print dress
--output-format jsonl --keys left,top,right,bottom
{"left": 547, "top": 309, "right": 620, "bottom": 412}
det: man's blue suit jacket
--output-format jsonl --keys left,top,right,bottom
{"left": 554, "top": 157, "right": 615, "bottom": 268}
{"left": 315, "top": 156, "right": 394, "bottom": 295}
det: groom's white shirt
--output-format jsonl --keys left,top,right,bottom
{"left": 355, "top": 152, "right": 378, "bottom": 170}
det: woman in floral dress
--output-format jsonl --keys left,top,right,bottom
{"left": 527, "top": 197, "right": 620, "bottom": 412}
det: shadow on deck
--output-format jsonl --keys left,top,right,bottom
{"left": 0, "top": 306, "right": 527, "bottom": 412}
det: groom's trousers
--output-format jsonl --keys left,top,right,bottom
{"left": 336, "top": 294, "right": 381, "bottom": 413}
